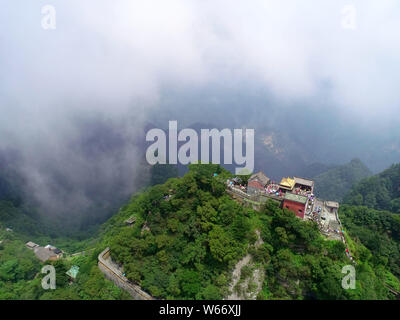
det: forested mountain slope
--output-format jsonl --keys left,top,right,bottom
{"left": 0, "top": 225, "right": 131, "bottom": 300}
{"left": 344, "top": 163, "right": 400, "bottom": 213}
{"left": 1, "top": 163, "right": 400, "bottom": 300}
{"left": 99, "top": 164, "right": 398, "bottom": 299}
{"left": 338, "top": 163, "right": 400, "bottom": 283}
{"left": 340, "top": 205, "right": 400, "bottom": 279}
{"left": 313, "top": 159, "right": 372, "bottom": 202}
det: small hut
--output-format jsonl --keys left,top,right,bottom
{"left": 26, "top": 241, "right": 39, "bottom": 250}
{"left": 125, "top": 216, "right": 137, "bottom": 226}
{"left": 66, "top": 265, "right": 80, "bottom": 281}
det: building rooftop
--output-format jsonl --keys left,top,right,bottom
{"left": 26, "top": 241, "right": 39, "bottom": 249}
{"left": 249, "top": 171, "right": 270, "bottom": 186}
{"left": 248, "top": 180, "right": 265, "bottom": 190}
{"left": 53, "top": 248, "right": 62, "bottom": 254}
{"left": 280, "top": 177, "right": 295, "bottom": 190}
{"left": 34, "top": 247, "right": 57, "bottom": 262}
{"left": 66, "top": 265, "right": 80, "bottom": 279}
{"left": 325, "top": 201, "right": 340, "bottom": 208}
{"left": 294, "top": 177, "right": 314, "bottom": 188}
{"left": 284, "top": 192, "right": 308, "bottom": 204}
{"left": 125, "top": 216, "right": 137, "bottom": 225}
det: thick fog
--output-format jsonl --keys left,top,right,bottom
{"left": 1, "top": 0, "right": 399, "bottom": 228}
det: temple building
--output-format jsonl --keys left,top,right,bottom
{"left": 282, "top": 193, "right": 308, "bottom": 219}
{"left": 247, "top": 171, "right": 270, "bottom": 195}
{"left": 294, "top": 177, "right": 314, "bottom": 193}
{"left": 279, "top": 177, "right": 295, "bottom": 192}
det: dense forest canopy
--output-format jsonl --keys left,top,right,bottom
{"left": 340, "top": 205, "right": 400, "bottom": 278}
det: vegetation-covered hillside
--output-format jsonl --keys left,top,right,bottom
{"left": 0, "top": 162, "right": 132, "bottom": 300}
{"left": 0, "top": 225, "right": 131, "bottom": 300}
{"left": 340, "top": 205, "right": 400, "bottom": 279}
{"left": 344, "top": 163, "right": 400, "bottom": 213}
{"left": 1, "top": 163, "right": 399, "bottom": 300}
{"left": 338, "top": 163, "right": 400, "bottom": 285}
{"left": 100, "top": 164, "right": 398, "bottom": 300}
{"left": 313, "top": 159, "right": 372, "bottom": 202}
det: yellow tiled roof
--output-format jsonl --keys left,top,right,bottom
{"left": 280, "top": 177, "right": 295, "bottom": 189}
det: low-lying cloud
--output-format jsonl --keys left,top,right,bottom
{"left": 0, "top": 0, "right": 399, "bottom": 229}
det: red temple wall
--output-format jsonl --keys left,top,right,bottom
{"left": 282, "top": 199, "right": 306, "bottom": 219}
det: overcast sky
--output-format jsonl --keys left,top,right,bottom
{"left": 0, "top": 1, "right": 399, "bottom": 224}
{"left": 1, "top": 1, "right": 400, "bottom": 122}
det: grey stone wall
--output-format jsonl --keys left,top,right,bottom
{"left": 98, "top": 248, "right": 154, "bottom": 300}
